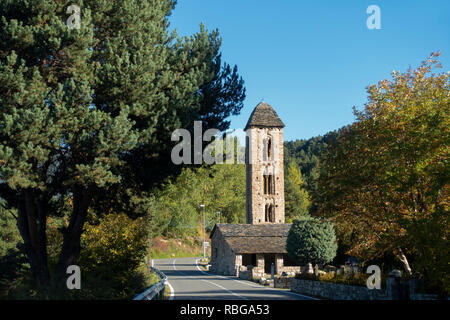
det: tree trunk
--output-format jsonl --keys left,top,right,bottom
{"left": 397, "top": 250, "right": 413, "bottom": 276}
{"left": 54, "top": 187, "right": 91, "bottom": 290}
{"left": 16, "top": 189, "right": 50, "bottom": 290}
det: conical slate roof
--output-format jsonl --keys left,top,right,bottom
{"left": 244, "top": 102, "right": 285, "bottom": 130}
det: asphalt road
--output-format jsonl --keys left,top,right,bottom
{"left": 152, "top": 257, "right": 317, "bottom": 300}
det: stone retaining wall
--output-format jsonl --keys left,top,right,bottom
{"left": 291, "top": 278, "right": 447, "bottom": 300}
{"left": 278, "top": 266, "right": 300, "bottom": 276}
{"left": 274, "top": 277, "right": 294, "bottom": 289}
{"left": 238, "top": 266, "right": 265, "bottom": 280}
{"left": 290, "top": 279, "right": 388, "bottom": 300}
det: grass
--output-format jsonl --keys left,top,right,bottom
{"left": 150, "top": 236, "right": 209, "bottom": 260}
{"left": 133, "top": 262, "right": 169, "bottom": 300}
{"left": 138, "top": 263, "right": 160, "bottom": 287}
{"left": 162, "top": 284, "right": 171, "bottom": 300}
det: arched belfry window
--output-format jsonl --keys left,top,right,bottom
{"left": 265, "top": 204, "right": 275, "bottom": 223}
{"left": 267, "top": 136, "right": 272, "bottom": 160}
{"left": 263, "top": 174, "right": 275, "bottom": 195}
{"left": 263, "top": 135, "right": 273, "bottom": 162}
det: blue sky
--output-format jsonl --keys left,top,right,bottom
{"left": 169, "top": 0, "right": 450, "bottom": 141}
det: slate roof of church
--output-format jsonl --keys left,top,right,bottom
{"left": 244, "top": 102, "right": 285, "bottom": 130}
{"left": 211, "top": 223, "right": 292, "bottom": 254}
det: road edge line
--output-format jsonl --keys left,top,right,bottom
{"left": 195, "top": 258, "right": 319, "bottom": 300}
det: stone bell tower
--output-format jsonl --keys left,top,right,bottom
{"left": 245, "top": 102, "right": 285, "bottom": 225}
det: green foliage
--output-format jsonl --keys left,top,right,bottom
{"left": 408, "top": 206, "right": 450, "bottom": 296}
{"left": 286, "top": 217, "right": 337, "bottom": 265}
{"left": 15, "top": 212, "right": 150, "bottom": 299}
{"left": 314, "top": 53, "right": 449, "bottom": 294}
{"left": 197, "top": 57, "right": 246, "bottom": 132}
{"left": 76, "top": 213, "right": 147, "bottom": 299}
{"left": 284, "top": 132, "right": 336, "bottom": 194}
{"left": 150, "top": 236, "right": 204, "bottom": 260}
{"left": 152, "top": 162, "right": 246, "bottom": 238}
{"left": 0, "top": 199, "right": 31, "bottom": 299}
{"left": 0, "top": 0, "right": 245, "bottom": 289}
{"left": 0, "top": 199, "right": 20, "bottom": 256}
{"left": 0, "top": 248, "right": 30, "bottom": 299}
{"left": 147, "top": 135, "right": 246, "bottom": 238}
{"left": 284, "top": 162, "right": 310, "bottom": 221}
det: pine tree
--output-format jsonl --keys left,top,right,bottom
{"left": 0, "top": 0, "right": 245, "bottom": 291}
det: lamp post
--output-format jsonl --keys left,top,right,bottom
{"left": 200, "top": 204, "right": 206, "bottom": 260}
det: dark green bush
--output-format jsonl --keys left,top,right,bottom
{"left": 287, "top": 217, "right": 338, "bottom": 265}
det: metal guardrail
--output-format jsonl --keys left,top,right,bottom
{"left": 133, "top": 267, "right": 168, "bottom": 300}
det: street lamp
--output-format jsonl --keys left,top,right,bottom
{"left": 200, "top": 204, "right": 206, "bottom": 260}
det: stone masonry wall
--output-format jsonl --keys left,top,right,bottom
{"left": 274, "top": 277, "right": 294, "bottom": 289}
{"left": 278, "top": 266, "right": 301, "bottom": 276}
{"left": 291, "top": 279, "right": 388, "bottom": 300}
{"left": 246, "top": 127, "right": 285, "bottom": 224}
{"left": 209, "top": 229, "right": 236, "bottom": 276}
{"left": 291, "top": 278, "right": 448, "bottom": 300}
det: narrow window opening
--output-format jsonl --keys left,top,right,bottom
{"left": 269, "top": 205, "right": 275, "bottom": 222}
{"left": 264, "top": 175, "right": 275, "bottom": 195}
{"left": 263, "top": 175, "right": 269, "bottom": 194}
{"left": 265, "top": 204, "right": 275, "bottom": 223}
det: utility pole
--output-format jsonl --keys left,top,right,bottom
{"left": 200, "top": 204, "right": 206, "bottom": 260}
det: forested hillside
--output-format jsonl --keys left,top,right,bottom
{"left": 284, "top": 131, "right": 338, "bottom": 194}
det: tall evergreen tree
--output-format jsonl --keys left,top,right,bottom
{"left": 0, "top": 0, "right": 245, "bottom": 291}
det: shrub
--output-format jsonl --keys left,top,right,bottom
{"left": 294, "top": 271, "right": 387, "bottom": 288}
{"left": 0, "top": 201, "right": 21, "bottom": 257}
{"left": 76, "top": 213, "right": 148, "bottom": 299}
{"left": 286, "top": 217, "right": 338, "bottom": 265}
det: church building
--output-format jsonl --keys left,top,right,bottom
{"left": 209, "top": 102, "right": 300, "bottom": 277}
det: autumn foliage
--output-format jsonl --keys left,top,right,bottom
{"left": 314, "top": 53, "right": 449, "bottom": 294}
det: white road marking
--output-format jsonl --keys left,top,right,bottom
{"left": 167, "top": 258, "right": 177, "bottom": 300}
{"left": 166, "top": 280, "right": 175, "bottom": 300}
{"left": 195, "top": 259, "right": 319, "bottom": 300}
{"left": 173, "top": 258, "right": 247, "bottom": 300}
{"left": 195, "top": 259, "right": 261, "bottom": 287}
{"left": 152, "top": 259, "right": 175, "bottom": 300}
{"left": 158, "top": 257, "right": 318, "bottom": 300}
{"left": 200, "top": 278, "right": 249, "bottom": 300}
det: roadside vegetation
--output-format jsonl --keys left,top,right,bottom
{"left": 150, "top": 236, "right": 207, "bottom": 260}
{"left": 0, "top": 0, "right": 244, "bottom": 299}
{"left": 0, "top": 0, "right": 447, "bottom": 300}
{"left": 294, "top": 272, "right": 388, "bottom": 289}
